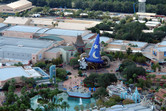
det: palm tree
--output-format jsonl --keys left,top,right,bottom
{"left": 48, "top": 102, "right": 55, "bottom": 111}
{"left": 80, "top": 105, "right": 84, "bottom": 111}
{"left": 156, "top": 78, "right": 160, "bottom": 87}
{"left": 43, "top": 105, "right": 49, "bottom": 111}
{"left": 62, "top": 101, "right": 70, "bottom": 111}
{"left": 133, "top": 73, "right": 137, "bottom": 83}
{"left": 58, "top": 98, "right": 63, "bottom": 104}
{"left": 151, "top": 74, "right": 156, "bottom": 86}
{"left": 74, "top": 105, "right": 79, "bottom": 111}
{"left": 54, "top": 104, "right": 60, "bottom": 111}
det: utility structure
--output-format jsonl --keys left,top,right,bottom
{"left": 138, "top": 0, "right": 146, "bottom": 13}
{"left": 73, "top": 35, "right": 87, "bottom": 53}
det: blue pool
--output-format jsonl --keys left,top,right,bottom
{"left": 31, "top": 93, "right": 96, "bottom": 111}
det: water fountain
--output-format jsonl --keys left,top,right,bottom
{"left": 79, "top": 98, "right": 83, "bottom": 105}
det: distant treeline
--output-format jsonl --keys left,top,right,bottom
{"left": 1, "top": 0, "right": 166, "bottom": 15}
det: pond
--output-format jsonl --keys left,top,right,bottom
{"left": 31, "top": 93, "right": 96, "bottom": 111}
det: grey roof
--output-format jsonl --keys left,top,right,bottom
{"left": 109, "top": 40, "right": 147, "bottom": 48}
{"left": 129, "top": 41, "right": 147, "bottom": 48}
{"left": 83, "top": 33, "right": 95, "bottom": 40}
{"left": 0, "top": 45, "right": 41, "bottom": 54}
{"left": 90, "top": 36, "right": 110, "bottom": 43}
{"left": 105, "top": 103, "right": 153, "bottom": 111}
{"left": 0, "top": 67, "right": 30, "bottom": 81}
{"left": 154, "top": 47, "right": 166, "bottom": 52}
{"left": 6, "top": 25, "right": 41, "bottom": 33}
{"left": 39, "top": 35, "right": 64, "bottom": 41}
{"left": 0, "top": 23, "right": 7, "bottom": 28}
{"left": 0, "top": 36, "right": 54, "bottom": 48}
{"left": 5, "top": 25, "right": 88, "bottom": 37}
{"left": 45, "top": 29, "right": 86, "bottom": 37}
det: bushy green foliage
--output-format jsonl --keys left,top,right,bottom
{"left": 69, "top": 57, "right": 79, "bottom": 67}
{"left": 56, "top": 68, "right": 67, "bottom": 80}
{"left": 104, "top": 95, "right": 122, "bottom": 107}
{"left": 122, "top": 99, "right": 134, "bottom": 105}
{"left": 83, "top": 73, "right": 117, "bottom": 88}
{"left": 34, "top": 61, "right": 46, "bottom": 68}
{"left": 14, "top": 62, "right": 23, "bottom": 66}
{"left": 120, "top": 59, "right": 146, "bottom": 81}
{"left": 1, "top": 0, "right": 166, "bottom": 15}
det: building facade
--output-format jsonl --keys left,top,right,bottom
{"left": 0, "top": 0, "right": 34, "bottom": 14}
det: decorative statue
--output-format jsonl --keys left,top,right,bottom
{"left": 78, "top": 58, "right": 88, "bottom": 70}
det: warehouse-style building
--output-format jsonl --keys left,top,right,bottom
{"left": 0, "top": 36, "right": 64, "bottom": 64}
{"left": 2, "top": 25, "right": 91, "bottom": 43}
{"left": 0, "top": 0, "right": 34, "bottom": 14}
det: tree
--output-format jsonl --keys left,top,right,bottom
{"left": 30, "top": 7, "right": 43, "bottom": 14}
{"left": 69, "top": 58, "right": 79, "bottom": 67}
{"left": 123, "top": 99, "right": 134, "bottom": 105}
{"left": 74, "top": 105, "right": 79, "bottom": 111}
{"left": 78, "top": 70, "right": 82, "bottom": 76}
{"left": 120, "top": 60, "right": 146, "bottom": 81}
{"left": 56, "top": 68, "right": 67, "bottom": 80}
{"left": 93, "top": 87, "right": 108, "bottom": 99}
{"left": 86, "top": 104, "right": 90, "bottom": 110}
{"left": 133, "top": 73, "right": 137, "bottom": 83}
{"left": 129, "top": 78, "right": 133, "bottom": 84}
{"left": 2, "top": 81, "right": 10, "bottom": 91}
{"left": 126, "top": 48, "right": 132, "bottom": 55}
{"left": 42, "top": 6, "right": 50, "bottom": 15}
{"left": 96, "top": 99, "right": 103, "bottom": 109}
{"left": 62, "top": 101, "right": 69, "bottom": 111}
{"left": 151, "top": 74, "right": 156, "bottom": 85}
{"left": 34, "top": 61, "right": 46, "bottom": 69}
{"left": 83, "top": 73, "right": 99, "bottom": 87}
{"left": 90, "top": 103, "right": 95, "bottom": 109}
{"left": 80, "top": 105, "right": 84, "bottom": 111}
{"left": 98, "top": 73, "right": 117, "bottom": 88}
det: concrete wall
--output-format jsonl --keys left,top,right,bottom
{"left": 58, "top": 35, "right": 77, "bottom": 43}
{"left": 0, "top": 2, "right": 32, "bottom": 13}
{"left": 44, "top": 51, "right": 61, "bottom": 60}
{"left": 0, "top": 5, "right": 14, "bottom": 13}
{"left": 14, "top": 2, "right": 32, "bottom": 12}
{"left": 0, "top": 77, "right": 22, "bottom": 87}
{"left": 31, "top": 43, "right": 55, "bottom": 64}
{"left": 2, "top": 31, "right": 34, "bottom": 38}
{"left": 61, "top": 48, "right": 77, "bottom": 64}
{"left": 151, "top": 48, "right": 166, "bottom": 61}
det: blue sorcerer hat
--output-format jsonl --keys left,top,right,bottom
{"left": 85, "top": 34, "right": 103, "bottom": 63}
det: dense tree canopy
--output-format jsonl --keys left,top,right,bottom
{"left": 1, "top": 0, "right": 166, "bottom": 15}
{"left": 119, "top": 59, "right": 146, "bottom": 81}
{"left": 83, "top": 73, "right": 117, "bottom": 87}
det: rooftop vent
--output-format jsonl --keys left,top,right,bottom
{"left": 18, "top": 45, "right": 23, "bottom": 47}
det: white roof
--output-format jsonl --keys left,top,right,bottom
{"left": 7, "top": 0, "right": 31, "bottom": 9}
{"left": 142, "top": 30, "right": 153, "bottom": 33}
{"left": 106, "top": 103, "right": 153, "bottom": 111}
{"left": 30, "top": 18, "right": 54, "bottom": 26}
{"left": 136, "top": 12, "right": 156, "bottom": 16}
{"left": 146, "top": 21, "right": 161, "bottom": 25}
{"left": 57, "top": 21, "right": 100, "bottom": 30}
{"left": 25, "top": 69, "right": 41, "bottom": 77}
{"left": 145, "top": 24, "right": 157, "bottom": 27}
{"left": 0, "top": 67, "right": 30, "bottom": 81}
{"left": 138, "top": 20, "right": 146, "bottom": 23}
{"left": 109, "top": 40, "right": 147, "bottom": 48}
{"left": 4, "top": 16, "right": 29, "bottom": 25}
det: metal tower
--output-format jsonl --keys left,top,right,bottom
{"left": 138, "top": 0, "right": 146, "bottom": 13}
